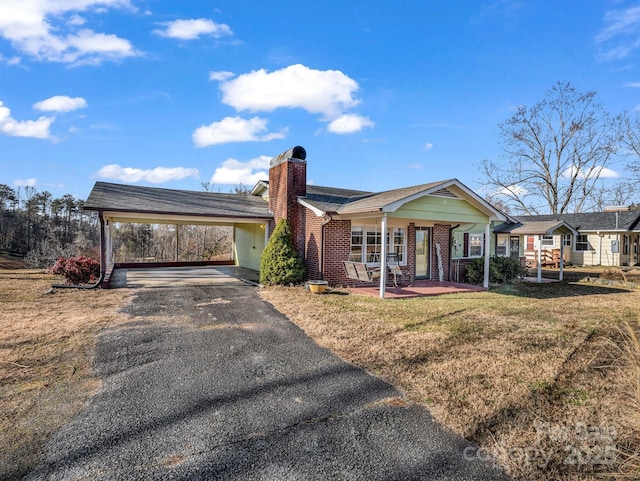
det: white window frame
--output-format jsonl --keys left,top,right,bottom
{"left": 495, "top": 234, "right": 509, "bottom": 257}
{"left": 468, "top": 233, "right": 483, "bottom": 258}
{"left": 574, "top": 234, "right": 591, "bottom": 252}
{"left": 562, "top": 234, "right": 572, "bottom": 247}
{"left": 350, "top": 224, "right": 407, "bottom": 266}
{"left": 541, "top": 235, "right": 554, "bottom": 247}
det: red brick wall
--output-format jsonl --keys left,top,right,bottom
{"left": 406, "top": 223, "right": 416, "bottom": 284}
{"left": 323, "top": 219, "right": 353, "bottom": 286}
{"left": 304, "top": 210, "right": 323, "bottom": 280}
{"left": 450, "top": 258, "right": 474, "bottom": 283}
{"left": 432, "top": 224, "right": 451, "bottom": 281}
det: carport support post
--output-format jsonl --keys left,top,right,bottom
{"left": 175, "top": 224, "right": 179, "bottom": 262}
{"left": 537, "top": 235, "right": 542, "bottom": 283}
{"left": 559, "top": 240, "right": 564, "bottom": 281}
{"left": 379, "top": 213, "right": 388, "bottom": 299}
{"left": 483, "top": 223, "right": 491, "bottom": 288}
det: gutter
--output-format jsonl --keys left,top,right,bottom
{"left": 319, "top": 214, "right": 333, "bottom": 280}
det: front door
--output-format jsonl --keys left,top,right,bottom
{"left": 415, "top": 227, "right": 430, "bottom": 279}
{"left": 510, "top": 236, "right": 520, "bottom": 259}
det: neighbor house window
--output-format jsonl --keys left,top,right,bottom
{"left": 563, "top": 234, "right": 572, "bottom": 246}
{"left": 350, "top": 225, "right": 407, "bottom": 265}
{"left": 575, "top": 234, "right": 590, "bottom": 251}
{"left": 469, "top": 234, "right": 483, "bottom": 257}
{"left": 526, "top": 236, "right": 535, "bottom": 250}
{"left": 541, "top": 235, "right": 554, "bottom": 247}
{"left": 496, "top": 234, "right": 508, "bottom": 257}
{"left": 623, "top": 235, "right": 630, "bottom": 256}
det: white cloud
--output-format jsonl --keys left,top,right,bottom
{"left": 219, "top": 64, "right": 361, "bottom": 117}
{"left": 0, "top": 0, "right": 138, "bottom": 65}
{"left": 154, "top": 18, "right": 232, "bottom": 40}
{"left": 210, "top": 155, "right": 271, "bottom": 186}
{"left": 13, "top": 178, "right": 37, "bottom": 187}
{"left": 624, "top": 82, "right": 640, "bottom": 88}
{"left": 209, "top": 70, "right": 235, "bottom": 81}
{"left": 327, "top": 113, "right": 374, "bottom": 134}
{"left": 562, "top": 165, "right": 620, "bottom": 179}
{"left": 192, "top": 116, "right": 286, "bottom": 147}
{"left": 596, "top": 5, "right": 640, "bottom": 60}
{"left": 424, "top": 142, "right": 434, "bottom": 151}
{"left": 0, "top": 101, "right": 54, "bottom": 139}
{"left": 97, "top": 164, "right": 200, "bottom": 183}
{"left": 34, "top": 95, "right": 88, "bottom": 112}
{"left": 494, "top": 184, "right": 529, "bottom": 198}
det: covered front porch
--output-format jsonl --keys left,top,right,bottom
{"left": 348, "top": 279, "right": 486, "bottom": 299}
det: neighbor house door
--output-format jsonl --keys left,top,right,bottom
{"left": 415, "top": 227, "right": 430, "bottom": 279}
{"left": 510, "top": 236, "right": 520, "bottom": 259}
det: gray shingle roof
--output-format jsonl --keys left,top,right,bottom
{"left": 300, "top": 181, "right": 453, "bottom": 215}
{"left": 84, "top": 182, "right": 271, "bottom": 219}
{"left": 512, "top": 212, "right": 640, "bottom": 232}
{"left": 497, "top": 220, "right": 578, "bottom": 235}
{"left": 301, "top": 185, "right": 373, "bottom": 213}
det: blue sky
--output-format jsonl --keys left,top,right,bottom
{"left": 1, "top": 0, "right": 639, "bottom": 201}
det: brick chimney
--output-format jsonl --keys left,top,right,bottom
{"left": 268, "top": 146, "right": 307, "bottom": 255}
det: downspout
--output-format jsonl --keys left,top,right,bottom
{"left": 52, "top": 210, "right": 106, "bottom": 289}
{"left": 448, "top": 224, "right": 460, "bottom": 281}
{"left": 319, "top": 214, "right": 332, "bottom": 280}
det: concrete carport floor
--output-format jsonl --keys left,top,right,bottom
{"left": 26, "top": 284, "right": 511, "bottom": 481}
{"left": 108, "top": 265, "right": 261, "bottom": 288}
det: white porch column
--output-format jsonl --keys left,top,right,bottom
{"left": 483, "top": 222, "right": 491, "bottom": 288}
{"left": 105, "top": 218, "right": 112, "bottom": 267}
{"left": 379, "top": 213, "right": 388, "bottom": 299}
{"left": 537, "top": 235, "right": 542, "bottom": 283}
{"left": 559, "top": 239, "right": 564, "bottom": 281}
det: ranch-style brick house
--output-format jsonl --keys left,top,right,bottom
{"left": 85, "top": 146, "right": 507, "bottom": 293}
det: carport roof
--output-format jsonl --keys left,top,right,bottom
{"left": 84, "top": 182, "right": 272, "bottom": 220}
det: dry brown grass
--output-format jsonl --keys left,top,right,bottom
{"left": 261, "top": 281, "right": 640, "bottom": 480}
{"left": 0, "top": 268, "right": 131, "bottom": 480}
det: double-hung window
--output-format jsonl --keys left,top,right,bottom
{"left": 469, "top": 234, "right": 483, "bottom": 257}
{"left": 575, "top": 234, "right": 590, "bottom": 251}
{"left": 350, "top": 225, "right": 407, "bottom": 265}
{"left": 495, "top": 234, "right": 508, "bottom": 257}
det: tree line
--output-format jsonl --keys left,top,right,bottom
{"left": 0, "top": 184, "right": 99, "bottom": 266}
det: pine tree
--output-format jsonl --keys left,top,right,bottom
{"left": 259, "top": 219, "right": 305, "bottom": 285}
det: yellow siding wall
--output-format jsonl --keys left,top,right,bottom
{"left": 391, "top": 196, "right": 490, "bottom": 224}
{"left": 234, "top": 223, "right": 266, "bottom": 271}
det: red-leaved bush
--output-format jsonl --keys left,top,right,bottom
{"left": 48, "top": 257, "right": 100, "bottom": 285}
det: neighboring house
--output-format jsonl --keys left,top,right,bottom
{"left": 494, "top": 211, "right": 640, "bottom": 268}
{"left": 85, "top": 146, "right": 507, "bottom": 292}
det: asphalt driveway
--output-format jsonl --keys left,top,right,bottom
{"left": 26, "top": 284, "right": 510, "bottom": 480}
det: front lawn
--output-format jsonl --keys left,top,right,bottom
{"left": 261, "top": 280, "right": 640, "bottom": 481}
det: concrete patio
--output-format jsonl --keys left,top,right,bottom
{"left": 348, "top": 280, "right": 486, "bottom": 299}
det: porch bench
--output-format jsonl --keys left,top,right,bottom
{"left": 342, "top": 261, "right": 381, "bottom": 283}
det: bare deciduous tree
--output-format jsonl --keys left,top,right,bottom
{"left": 481, "top": 82, "right": 622, "bottom": 214}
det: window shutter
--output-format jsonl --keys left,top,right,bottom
{"left": 463, "top": 233, "right": 469, "bottom": 258}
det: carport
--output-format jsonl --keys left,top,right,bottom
{"left": 84, "top": 182, "right": 272, "bottom": 288}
